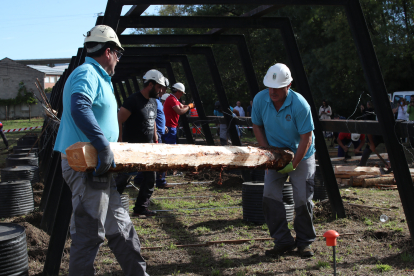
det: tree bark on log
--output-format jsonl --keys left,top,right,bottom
{"left": 65, "top": 142, "right": 294, "bottom": 173}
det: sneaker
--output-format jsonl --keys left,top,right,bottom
{"left": 133, "top": 209, "right": 157, "bottom": 217}
{"left": 298, "top": 245, "right": 314, "bottom": 257}
{"left": 157, "top": 184, "right": 175, "bottom": 189}
{"left": 265, "top": 243, "right": 296, "bottom": 257}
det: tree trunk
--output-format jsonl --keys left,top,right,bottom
{"left": 65, "top": 142, "right": 294, "bottom": 173}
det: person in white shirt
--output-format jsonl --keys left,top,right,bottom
{"left": 396, "top": 98, "right": 408, "bottom": 121}
{"left": 234, "top": 101, "right": 245, "bottom": 117}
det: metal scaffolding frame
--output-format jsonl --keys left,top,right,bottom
{"left": 38, "top": 1, "right": 414, "bottom": 275}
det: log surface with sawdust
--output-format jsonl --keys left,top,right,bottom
{"left": 66, "top": 142, "right": 294, "bottom": 172}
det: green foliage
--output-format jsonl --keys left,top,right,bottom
{"left": 133, "top": 2, "right": 414, "bottom": 117}
{"left": 316, "top": 260, "right": 331, "bottom": 269}
{"left": 44, "top": 87, "right": 53, "bottom": 93}
{"left": 374, "top": 263, "right": 392, "bottom": 272}
{"left": 0, "top": 81, "right": 37, "bottom": 106}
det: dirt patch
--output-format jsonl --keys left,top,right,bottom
{"left": 212, "top": 172, "right": 244, "bottom": 187}
{"left": 33, "top": 182, "right": 44, "bottom": 191}
{"left": 314, "top": 200, "right": 382, "bottom": 221}
{"left": 34, "top": 194, "right": 42, "bottom": 207}
{"left": 12, "top": 211, "right": 43, "bottom": 228}
{"left": 18, "top": 221, "right": 50, "bottom": 248}
{"left": 184, "top": 170, "right": 220, "bottom": 182}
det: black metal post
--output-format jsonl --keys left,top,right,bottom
{"left": 177, "top": 55, "right": 215, "bottom": 145}
{"left": 279, "top": 18, "right": 345, "bottom": 218}
{"left": 345, "top": 0, "right": 414, "bottom": 239}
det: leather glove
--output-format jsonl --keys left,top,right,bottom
{"left": 188, "top": 103, "right": 195, "bottom": 109}
{"left": 94, "top": 145, "right": 116, "bottom": 176}
{"left": 277, "top": 162, "right": 295, "bottom": 174}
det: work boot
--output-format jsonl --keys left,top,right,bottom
{"left": 298, "top": 245, "right": 314, "bottom": 257}
{"left": 133, "top": 209, "right": 157, "bottom": 217}
{"left": 265, "top": 243, "right": 296, "bottom": 257}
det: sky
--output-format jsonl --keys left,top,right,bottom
{"left": 0, "top": 1, "right": 160, "bottom": 60}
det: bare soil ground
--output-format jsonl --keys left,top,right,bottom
{"left": 2, "top": 170, "right": 414, "bottom": 276}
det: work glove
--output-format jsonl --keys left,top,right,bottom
{"left": 188, "top": 103, "right": 195, "bottom": 109}
{"left": 94, "top": 145, "right": 116, "bottom": 176}
{"left": 277, "top": 162, "right": 295, "bottom": 174}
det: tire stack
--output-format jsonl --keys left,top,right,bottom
{"left": 282, "top": 183, "right": 294, "bottom": 222}
{"left": 0, "top": 181, "right": 34, "bottom": 218}
{"left": 0, "top": 223, "right": 29, "bottom": 276}
{"left": 313, "top": 165, "right": 328, "bottom": 201}
{"left": 3, "top": 134, "right": 40, "bottom": 187}
{"left": 242, "top": 181, "right": 295, "bottom": 224}
{"left": 120, "top": 194, "right": 129, "bottom": 211}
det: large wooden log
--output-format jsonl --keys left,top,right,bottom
{"left": 65, "top": 142, "right": 294, "bottom": 173}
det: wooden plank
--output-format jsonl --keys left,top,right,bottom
{"left": 65, "top": 142, "right": 294, "bottom": 173}
{"left": 330, "top": 153, "right": 388, "bottom": 162}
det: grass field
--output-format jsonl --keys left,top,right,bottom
{"left": 0, "top": 118, "right": 44, "bottom": 167}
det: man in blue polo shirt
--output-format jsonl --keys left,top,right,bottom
{"left": 252, "top": 63, "right": 316, "bottom": 258}
{"left": 53, "top": 25, "right": 148, "bottom": 276}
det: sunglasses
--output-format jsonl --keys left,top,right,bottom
{"left": 112, "top": 49, "right": 123, "bottom": 60}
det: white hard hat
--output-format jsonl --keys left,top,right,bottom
{"left": 161, "top": 93, "right": 170, "bottom": 101}
{"left": 84, "top": 25, "right": 124, "bottom": 52}
{"left": 263, "top": 63, "right": 293, "bottom": 89}
{"left": 172, "top": 83, "right": 186, "bottom": 94}
{"left": 164, "top": 78, "right": 170, "bottom": 87}
{"left": 143, "top": 69, "right": 165, "bottom": 86}
{"left": 351, "top": 133, "right": 361, "bottom": 141}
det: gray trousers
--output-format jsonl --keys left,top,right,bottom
{"left": 263, "top": 154, "right": 316, "bottom": 247}
{"left": 61, "top": 159, "right": 149, "bottom": 276}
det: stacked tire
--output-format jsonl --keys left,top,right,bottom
{"left": 0, "top": 223, "right": 29, "bottom": 276}
{"left": 242, "top": 182, "right": 295, "bottom": 224}
{"left": 0, "top": 181, "right": 34, "bottom": 218}
{"left": 313, "top": 165, "right": 328, "bottom": 201}
{"left": 120, "top": 194, "right": 129, "bottom": 211}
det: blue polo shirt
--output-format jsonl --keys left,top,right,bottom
{"left": 251, "top": 88, "right": 315, "bottom": 160}
{"left": 54, "top": 57, "right": 119, "bottom": 154}
{"left": 156, "top": 98, "right": 165, "bottom": 135}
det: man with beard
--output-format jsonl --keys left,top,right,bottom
{"left": 116, "top": 69, "right": 165, "bottom": 216}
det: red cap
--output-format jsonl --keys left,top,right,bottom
{"left": 323, "top": 230, "right": 340, "bottom": 246}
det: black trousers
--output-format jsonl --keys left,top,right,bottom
{"left": 0, "top": 130, "right": 8, "bottom": 148}
{"left": 359, "top": 135, "right": 384, "bottom": 166}
{"left": 115, "top": 172, "right": 155, "bottom": 213}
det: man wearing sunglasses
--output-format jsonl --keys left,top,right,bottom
{"left": 53, "top": 25, "right": 148, "bottom": 276}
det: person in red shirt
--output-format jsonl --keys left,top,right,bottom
{"left": 337, "top": 133, "right": 365, "bottom": 157}
{"left": 163, "top": 82, "right": 193, "bottom": 144}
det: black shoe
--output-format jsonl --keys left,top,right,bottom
{"left": 298, "top": 245, "right": 314, "bottom": 257}
{"left": 265, "top": 243, "right": 296, "bottom": 257}
{"left": 133, "top": 209, "right": 157, "bottom": 217}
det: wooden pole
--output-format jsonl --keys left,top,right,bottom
{"left": 65, "top": 142, "right": 294, "bottom": 173}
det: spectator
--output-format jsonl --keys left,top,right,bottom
{"left": 318, "top": 100, "right": 332, "bottom": 120}
{"left": 246, "top": 100, "right": 253, "bottom": 117}
{"left": 362, "top": 101, "right": 376, "bottom": 120}
{"left": 0, "top": 122, "right": 9, "bottom": 149}
{"left": 396, "top": 98, "right": 408, "bottom": 121}
{"left": 234, "top": 101, "right": 245, "bottom": 117}
{"left": 319, "top": 100, "right": 332, "bottom": 137}
{"left": 214, "top": 101, "right": 239, "bottom": 145}
{"left": 337, "top": 133, "right": 365, "bottom": 157}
